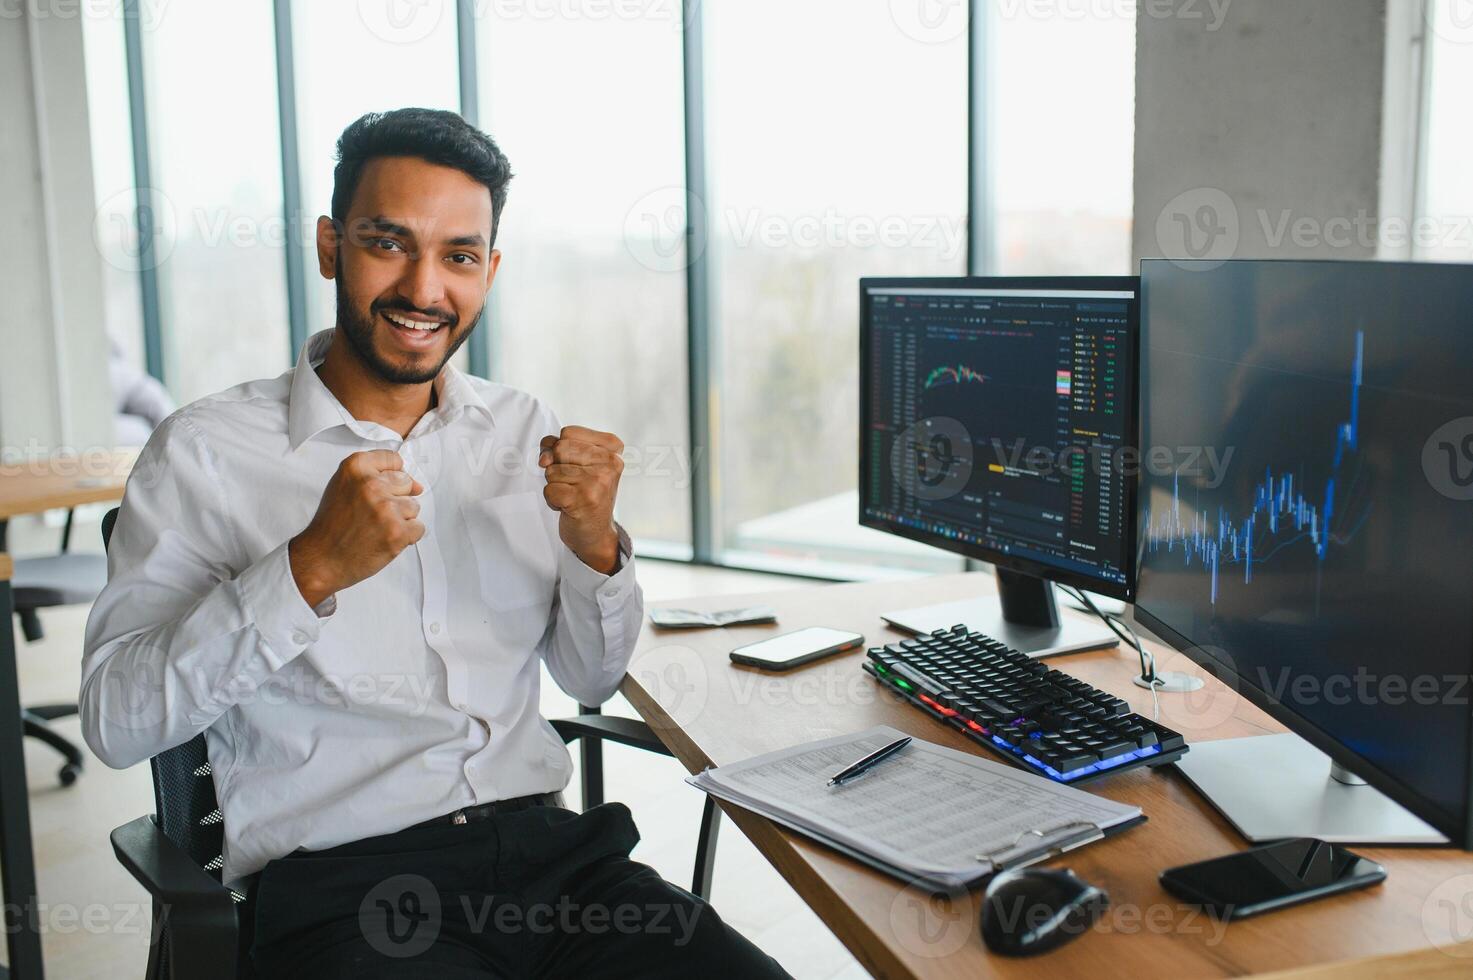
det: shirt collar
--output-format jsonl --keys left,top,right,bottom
{"left": 287, "top": 329, "right": 495, "bottom": 450}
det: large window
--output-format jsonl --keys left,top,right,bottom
{"left": 85, "top": 0, "right": 1143, "bottom": 576}
{"left": 478, "top": 8, "right": 692, "bottom": 548}
{"left": 141, "top": 1, "right": 292, "bottom": 406}
{"left": 989, "top": 5, "right": 1136, "bottom": 275}
{"left": 292, "top": 0, "right": 462, "bottom": 342}
{"left": 705, "top": 0, "right": 969, "bottom": 572}
{"left": 1419, "top": 0, "right": 1473, "bottom": 262}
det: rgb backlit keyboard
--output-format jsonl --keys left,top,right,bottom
{"left": 863, "top": 624, "right": 1188, "bottom": 783}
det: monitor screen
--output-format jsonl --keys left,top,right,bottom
{"left": 860, "top": 278, "right": 1139, "bottom": 599}
{"left": 1136, "top": 259, "right": 1473, "bottom": 842}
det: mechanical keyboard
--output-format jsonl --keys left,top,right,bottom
{"left": 863, "top": 624, "right": 1188, "bottom": 783}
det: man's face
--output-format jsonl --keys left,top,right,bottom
{"left": 318, "top": 156, "right": 500, "bottom": 384}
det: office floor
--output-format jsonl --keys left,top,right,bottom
{"left": 9, "top": 556, "right": 873, "bottom": 980}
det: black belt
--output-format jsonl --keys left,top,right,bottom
{"left": 412, "top": 791, "right": 564, "bottom": 829}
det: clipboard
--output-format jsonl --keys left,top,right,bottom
{"left": 687, "top": 726, "right": 1149, "bottom": 895}
{"left": 980, "top": 817, "right": 1148, "bottom": 872}
{"left": 741, "top": 806, "right": 1147, "bottom": 894}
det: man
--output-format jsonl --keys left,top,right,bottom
{"left": 82, "top": 108, "right": 789, "bottom": 979}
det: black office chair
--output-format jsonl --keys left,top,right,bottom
{"left": 6, "top": 507, "right": 106, "bottom": 785}
{"left": 101, "top": 507, "right": 722, "bottom": 979}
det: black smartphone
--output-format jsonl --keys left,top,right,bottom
{"left": 1160, "top": 838, "right": 1386, "bottom": 920}
{"left": 729, "top": 627, "right": 865, "bottom": 671}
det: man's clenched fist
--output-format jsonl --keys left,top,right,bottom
{"left": 289, "top": 450, "right": 426, "bottom": 608}
{"left": 539, "top": 425, "right": 624, "bottom": 575}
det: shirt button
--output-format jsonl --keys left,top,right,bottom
{"left": 602, "top": 587, "right": 621, "bottom": 599}
{"left": 429, "top": 622, "right": 442, "bottom": 635}
{"left": 291, "top": 630, "right": 308, "bottom": 645}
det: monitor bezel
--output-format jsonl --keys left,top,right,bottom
{"left": 858, "top": 275, "right": 1142, "bottom": 603}
{"left": 1133, "top": 256, "right": 1472, "bottom": 848}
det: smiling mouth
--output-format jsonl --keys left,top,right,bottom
{"left": 380, "top": 309, "right": 448, "bottom": 333}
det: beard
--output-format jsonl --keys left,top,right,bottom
{"left": 333, "top": 261, "right": 481, "bottom": 385}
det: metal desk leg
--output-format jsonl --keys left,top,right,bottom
{"left": 578, "top": 704, "right": 604, "bottom": 809}
{"left": 0, "top": 573, "right": 45, "bottom": 978}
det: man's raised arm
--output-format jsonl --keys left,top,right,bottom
{"left": 535, "top": 424, "right": 644, "bottom": 706}
{"left": 79, "top": 418, "right": 421, "bottom": 768}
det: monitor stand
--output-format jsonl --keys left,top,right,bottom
{"left": 881, "top": 568, "right": 1119, "bottom": 659}
{"left": 1173, "top": 732, "right": 1448, "bottom": 845}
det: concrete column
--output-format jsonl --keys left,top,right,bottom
{"left": 0, "top": 5, "right": 114, "bottom": 456}
{"left": 1134, "top": 0, "right": 1392, "bottom": 264}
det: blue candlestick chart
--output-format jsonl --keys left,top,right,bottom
{"left": 1145, "top": 331, "right": 1366, "bottom": 605}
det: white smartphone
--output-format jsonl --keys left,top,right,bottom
{"left": 729, "top": 627, "right": 865, "bottom": 671}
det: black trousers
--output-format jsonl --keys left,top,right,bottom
{"left": 243, "top": 802, "right": 792, "bottom": 980}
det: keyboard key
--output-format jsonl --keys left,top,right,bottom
{"left": 975, "top": 699, "right": 1014, "bottom": 720}
{"left": 887, "top": 660, "right": 946, "bottom": 692}
{"left": 1054, "top": 752, "right": 1096, "bottom": 772}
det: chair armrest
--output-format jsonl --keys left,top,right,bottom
{"left": 549, "top": 714, "right": 672, "bottom": 756}
{"left": 111, "top": 815, "right": 239, "bottom": 979}
{"left": 111, "top": 815, "right": 235, "bottom": 905}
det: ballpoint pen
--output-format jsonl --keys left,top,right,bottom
{"left": 827, "top": 736, "right": 913, "bottom": 786}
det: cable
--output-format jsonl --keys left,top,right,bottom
{"left": 1058, "top": 585, "right": 1164, "bottom": 718}
{"left": 1058, "top": 585, "right": 1154, "bottom": 681}
{"left": 1103, "top": 607, "right": 1162, "bottom": 719}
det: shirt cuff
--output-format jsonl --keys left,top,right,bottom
{"left": 236, "top": 540, "right": 334, "bottom": 672}
{"left": 558, "top": 524, "right": 637, "bottom": 603}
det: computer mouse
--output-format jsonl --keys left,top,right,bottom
{"left": 980, "top": 867, "right": 1109, "bottom": 957}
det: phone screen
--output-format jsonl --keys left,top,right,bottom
{"left": 731, "top": 627, "right": 863, "bottom": 666}
{"left": 1162, "top": 839, "right": 1384, "bottom": 915}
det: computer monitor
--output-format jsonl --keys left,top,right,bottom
{"left": 859, "top": 277, "right": 1140, "bottom": 656}
{"left": 1136, "top": 258, "right": 1473, "bottom": 847}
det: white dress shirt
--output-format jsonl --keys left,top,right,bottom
{"left": 81, "top": 330, "right": 643, "bottom": 888}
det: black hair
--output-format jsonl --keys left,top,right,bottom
{"left": 331, "top": 108, "right": 513, "bottom": 246}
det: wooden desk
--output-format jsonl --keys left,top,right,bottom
{"left": 0, "top": 452, "right": 135, "bottom": 520}
{"left": 621, "top": 572, "right": 1473, "bottom": 979}
{"left": 0, "top": 453, "right": 131, "bottom": 979}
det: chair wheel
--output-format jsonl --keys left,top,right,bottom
{"left": 58, "top": 763, "right": 80, "bottom": 787}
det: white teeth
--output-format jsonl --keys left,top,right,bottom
{"left": 384, "top": 311, "right": 441, "bottom": 331}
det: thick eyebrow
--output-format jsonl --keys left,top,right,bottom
{"left": 366, "top": 217, "right": 485, "bottom": 249}
{"left": 367, "top": 217, "right": 414, "bottom": 238}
